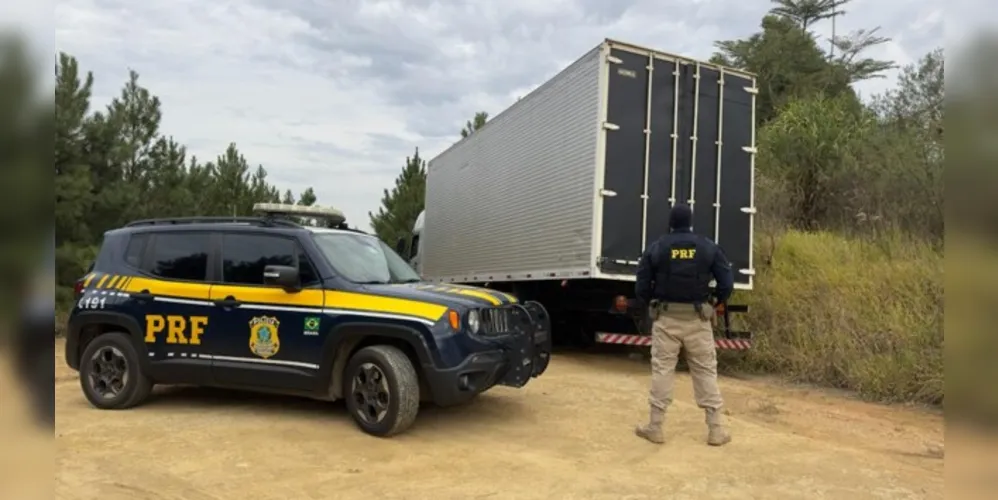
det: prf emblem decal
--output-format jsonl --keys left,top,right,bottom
{"left": 249, "top": 316, "right": 281, "bottom": 359}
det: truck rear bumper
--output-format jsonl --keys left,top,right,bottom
{"left": 595, "top": 332, "right": 753, "bottom": 350}
{"left": 600, "top": 301, "right": 752, "bottom": 350}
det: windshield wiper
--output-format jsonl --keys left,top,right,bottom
{"left": 395, "top": 278, "right": 422, "bottom": 283}
{"left": 354, "top": 280, "right": 390, "bottom": 285}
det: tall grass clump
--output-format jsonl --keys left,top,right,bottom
{"left": 731, "top": 230, "right": 943, "bottom": 405}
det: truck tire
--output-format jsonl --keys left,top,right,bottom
{"left": 79, "top": 332, "right": 154, "bottom": 410}
{"left": 343, "top": 345, "right": 420, "bottom": 437}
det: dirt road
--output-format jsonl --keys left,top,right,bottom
{"left": 42, "top": 338, "right": 942, "bottom": 499}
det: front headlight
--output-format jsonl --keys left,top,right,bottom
{"left": 467, "top": 309, "right": 481, "bottom": 334}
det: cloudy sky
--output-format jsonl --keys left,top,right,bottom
{"left": 43, "top": 0, "right": 943, "bottom": 231}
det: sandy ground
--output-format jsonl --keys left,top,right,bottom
{"left": 37, "top": 338, "right": 946, "bottom": 499}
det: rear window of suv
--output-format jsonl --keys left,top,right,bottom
{"left": 142, "top": 232, "right": 210, "bottom": 281}
{"left": 123, "top": 233, "right": 149, "bottom": 268}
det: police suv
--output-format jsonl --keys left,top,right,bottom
{"left": 64, "top": 203, "right": 552, "bottom": 437}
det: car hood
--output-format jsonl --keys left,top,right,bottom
{"left": 362, "top": 282, "right": 517, "bottom": 309}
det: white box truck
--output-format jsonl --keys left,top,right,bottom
{"left": 398, "top": 38, "right": 756, "bottom": 350}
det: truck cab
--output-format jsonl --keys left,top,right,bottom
{"left": 406, "top": 210, "right": 426, "bottom": 273}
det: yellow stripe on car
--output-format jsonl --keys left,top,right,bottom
{"left": 415, "top": 284, "right": 501, "bottom": 306}
{"left": 212, "top": 285, "right": 325, "bottom": 308}
{"left": 450, "top": 287, "right": 502, "bottom": 306}
{"left": 122, "top": 276, "right": 212, "bottom": 300}
{"left": 444, "top": 283, "right": 517, "bottom": 304}
{"left": 116, "top": 275, "right": 447, "bottom": 323}
{"left": 325, "top": 291, "right": 447, "bottom": 322}
{"left": 106, "top": 275, "right": 125, "bottom": 289}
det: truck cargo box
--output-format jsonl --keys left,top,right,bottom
{"left": 422, "top": 38, "right": 757, "bottom": 289}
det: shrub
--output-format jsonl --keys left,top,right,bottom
{"left": 730, "top": 230, "right": 943, "bottom": 405}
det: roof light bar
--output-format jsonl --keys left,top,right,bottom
{"left": 252, "top": 203, "right": 346, "bottom": 226}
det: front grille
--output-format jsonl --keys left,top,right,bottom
{"left": 479, "top": 307, "right": 515, "bottom": 334}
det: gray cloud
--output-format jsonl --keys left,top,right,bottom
{"left": 54, "top": 0, "right": 942, "bottom": 231}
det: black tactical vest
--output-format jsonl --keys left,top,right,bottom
{"left": 654, "top": 235, "right": 716, "bottom": 303}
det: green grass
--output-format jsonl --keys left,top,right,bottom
{"left": 730, "top": 230, "right": 943, "bottom": 405}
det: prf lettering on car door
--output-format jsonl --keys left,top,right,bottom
{"left": 144, "top": 315, "right": 208, "bottom": 345}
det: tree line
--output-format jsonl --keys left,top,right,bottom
{"left": 54, "top": 54, "right": 317, "bottom": 306}
{"left": 707, "top": 2, "right": 943, "bottom": 242}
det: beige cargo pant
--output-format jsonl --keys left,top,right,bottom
{"left": 649, "top": 303, "right": 723, "bottom": 413}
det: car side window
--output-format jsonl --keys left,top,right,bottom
{"left": 124, "top": 233, "right": 150, "bottom": 268}
{"left": 146, "top": 233, "right": 210, "bottom": 281}
{"left": 222, "top": 234, "right": 318, "bottom": 286}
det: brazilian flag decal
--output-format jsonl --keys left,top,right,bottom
{"left": 304, "top": 316, "right": 321, "bottom": 335}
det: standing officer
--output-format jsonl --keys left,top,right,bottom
{"left": 633, "top": 203, "right": 734, "bottom": 446}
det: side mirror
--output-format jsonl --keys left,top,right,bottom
{"left": 394, "top": 236, "right": 408, "bottom": 256}
{"left": 263, "top": 265, "right": 300, "bottom": 291}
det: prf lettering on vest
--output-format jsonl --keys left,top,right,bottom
{"left": 144, "top": 314, "right": 207, "bottom": 345}
{"left": 671, "top": 248, "right": 697, "bottom": 259}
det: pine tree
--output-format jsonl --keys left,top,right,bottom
{"left": 54, "top": 52, "right": 95, "bottom": 247}
{"left": 368, "top": 147, "right": 426, "bottom": 244}
{"left": 51, "top": 53, "right": 318, "bottom": 309}
{"left": 460, "top": 111, "right": 489, "bottom": 138}
{"left": 297, "top": 187, "right": 317, "bottom": 206}
{"left": 767, "top": 0, "right": 850, "bottom": 33}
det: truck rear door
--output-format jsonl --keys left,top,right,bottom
{"left": 597, "top": 42, "right": 756, "bottom": 288}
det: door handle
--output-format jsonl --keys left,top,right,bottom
{"left": 132, "top": 290, "right": 154, "bottom": 302}
{"left": 214, "top": 295, "right": 242, "bottom": 309}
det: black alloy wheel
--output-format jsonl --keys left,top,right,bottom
{"left": 342, "top": 345, "right": 420, "bottom": 437}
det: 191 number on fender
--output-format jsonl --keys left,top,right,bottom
{"left": 78, "top": 295, "right": 107, "bottom": 310}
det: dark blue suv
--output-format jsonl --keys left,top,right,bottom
{"left": 64, "top": 205, "right": 552, "bottom": 437}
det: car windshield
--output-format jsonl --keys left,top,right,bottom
{"left": 312, "top": 231, "right": 422, "bottom": 284}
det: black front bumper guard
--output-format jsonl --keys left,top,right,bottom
{"left": 496, "top": 300, "right": 553, "bottom": 388}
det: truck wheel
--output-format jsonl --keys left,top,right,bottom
{"left": 79, "top": 332, "right": 153, "bottom": 410}
{"left": 343, "top": 345, "right": 420, "bottom": 437}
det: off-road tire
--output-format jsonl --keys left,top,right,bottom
{"left": 343, "top": 345, "right": 420, "bottom": 437}
{"left": 79, "top": 332, "right": 153, "bottom": 409}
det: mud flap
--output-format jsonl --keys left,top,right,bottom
{"left": 498, "top": 301, "right": 554, "bottom": 388}
{"left": 715, "top": 302, "right": 752, "bottom": 349}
